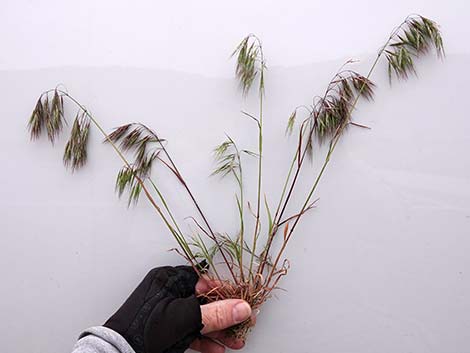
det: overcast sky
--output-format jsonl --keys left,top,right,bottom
{"left": 2, "top": 0, "right": 469, "bottom": 77}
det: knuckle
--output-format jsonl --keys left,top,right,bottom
{"left": 147, "top": 266, "right": 165, "bottom": 276}
{"left": 202, "top": 301, "right": 235, "bottom": 334}
{"left": 147, "top": 267, "right": 160, "bottom": 276}
{"left": 214, "top": 302, "right": 227, "bottom": 329}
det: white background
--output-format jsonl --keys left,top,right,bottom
{"left": 1, "top": 1, "right": 469, "bottom": 352}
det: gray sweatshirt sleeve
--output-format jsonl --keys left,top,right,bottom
{"left": 72, "top": 326, "right": 136, "bottom": 353}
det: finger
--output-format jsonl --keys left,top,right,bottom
{"left": 204, "top": 311, "right": 257, "bottom": 350}
{"left": 206, "top": 331, "right": 245, "bottom": 350}
{"left": 195, "top": 276, "right": 221, "bottom": 295}
{"left": 190, "top": 337, "right": 225, "bottom": 353}
{"left": 250, "top": 312, "right": 257, "bottom": 326}
{"left": 201, "top": 299, "right": 252, "bottom": 334}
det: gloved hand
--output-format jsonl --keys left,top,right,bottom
{"left": 104, "top": 265, "right": 252, "bottom": 353}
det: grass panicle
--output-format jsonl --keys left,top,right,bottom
{"left": 63, "top": 112, "right": 90, "bottom": 171}
{"left": 314, "top": 70, "right": 375, "bottom": 143}
{"left": 106, "top": 123, "right": 165, "bottom": 179}
{"left": 28, "top": 89, "right": 65, "bottom": 142}
{"left": 232, "top": 35, "right": 266, "bottom": 96}
{"left": 385, "top": 15, "right": 444, "bottom": 83}
{"left": 285, "top": 110, "right": 297, "bottom": 136}
{"left": 115, "top": 166, "right": 143, "bottom": 206}
{"left": 28, "top": 99, "right": 45, "bottom": 140}
{"left": 211, "top": 139, "right": 240, "bottom": 178}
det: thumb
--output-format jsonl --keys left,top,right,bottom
{"left": 201, "top": 299, "right": 252, "bottom": 334}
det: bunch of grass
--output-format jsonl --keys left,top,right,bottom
{"left": 28, "top": 14, "right": 443, "bottom": 342}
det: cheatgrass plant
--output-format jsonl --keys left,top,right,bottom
{"left": 28, "top": 14, "right": 443, "bottom": 340}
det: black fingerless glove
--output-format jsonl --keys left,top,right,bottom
{"left": 104, "top": 266, "right": 203, "bottom": 353}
